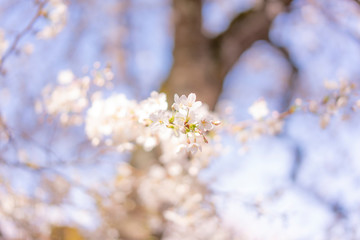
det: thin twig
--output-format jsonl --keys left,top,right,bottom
{"left": 0, "top": 0, "right": 47, "bottom": 74}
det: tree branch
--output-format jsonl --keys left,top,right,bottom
{"left": 271, "top": 43, "right": 299, "bottom": 111}
{"left": 316, "top": 0, "right": 360, "bottom": 44}
{"left": 0, "top": 0, "right": 47, "bottom": 75}
{"left": 211, "top": 0, "right": 293, "bottom": 81}
{"left": 162, "top": 0, "right": 294, "bottom": 110}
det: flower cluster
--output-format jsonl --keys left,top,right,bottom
{"left": 39, "top": 70, "right": 89, "bottom": 125}
{"left": 85, "top": 94, "right": 141, "bottom": 150}
{"left": 222, "top": 99, "right": 285, "bottom": 151}
{"left": 85, "top": 92, "right": 220, "bottom": 155}
{"left": 150, "top": 93, "right": 220, "bottom": 155}
{"left": 37, "top": 0, "right": 68, "bottom": 39}
{"left": 96, "top": 157, "right": 235, "bottom": 240}
{"left": 234, "top": 113, "right": 284, "bottom": 145}
{"left": 230, "top": 80, "right": 359, "bottom": 149}
{"left": 38, "top": 64, "right": 115, "bottom": 125}
{"left": 296, "top": 80, "right": 358, "bottom": 128}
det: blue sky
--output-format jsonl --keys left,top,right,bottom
{"left": 1, "top": 0, "right": 360, "bottom": 238}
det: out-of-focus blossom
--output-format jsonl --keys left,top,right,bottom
{"left": 0, "top": 29, "right": 8, "bottom": 57}
{"left": 37, "top": 0, "right": 68, "bottom": 39}
{"left": 248, "top": 98, "right": 269, "bottom": 120}
{"left": 22, "top": 43, "right": 34, "bottom": 55}
{"left": 57, "top": 69, "right": 75, "bottom": 85}
{"left": 41, "top": 75, "right": 89, "bottom": 125}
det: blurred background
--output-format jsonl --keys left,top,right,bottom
{"left": 1, "top": 0, "right": 360, "bottom": 239}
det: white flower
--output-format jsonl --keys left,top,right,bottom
{"left": 149, "top": 110, "right": 169, "bottom": 127}
{"left": 176, "top": 144, "right": 188, "bottom": 155}
{"left": 248, "top": 99, "right": 269, "bottom": 120}
{"left": 85, "top": 94, "right": 139, "bottom": 149}
{"left": 183, "top": 93, "right": 202, "bottom": 109}
{"left": 136, "top": 134, "right": 157, "bottom": 151}
{"left": 187, "top": 143, "right": 202, "bottom": 155}
{"left": 172, "top": 93, "right": 202, "bottom": 114}
{"left": 176, "top": 142, "right": 202, "bottom": 155}
{"left": 57, "top": 69, "right": 75, "bottom": 84}
{"left": 138, "top": 91, "right": 168, "bottom": 124}
{"left": 198, "top": 117, "right": 214, "bottom": 132}
{"left": 149, "top": 91, "right": 168, "bottom": 111}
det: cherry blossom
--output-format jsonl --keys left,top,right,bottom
{"left": 248, "top": 98, "right": 269, "bottom": 120}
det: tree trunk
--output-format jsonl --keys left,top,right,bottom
{"left": 162, "top": 0, "right": 293, "bottom": 110}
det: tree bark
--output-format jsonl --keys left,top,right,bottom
{"left": 161, "top": 0, "right": 219, "bottom": 108}
{"left": 161, "top": 0, "right": 293, "bottom": 110}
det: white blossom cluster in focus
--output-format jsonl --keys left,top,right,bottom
{"left": 86, "top": 91, "right": 221, "bottom": 155}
